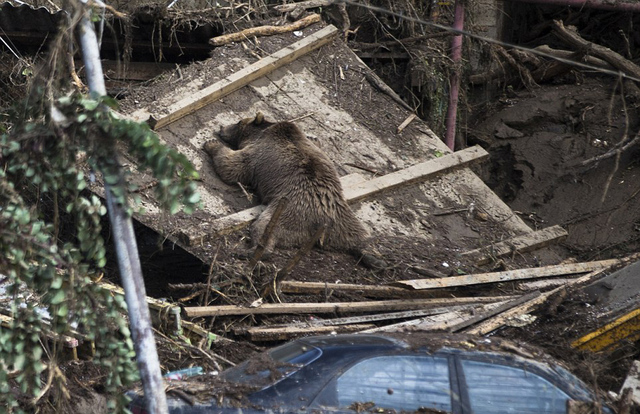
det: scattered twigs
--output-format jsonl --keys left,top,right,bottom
{"left": 361, "top": 69, "right": 414, "bottom": 112}
{"left": 203, "top": 245, "right": 221, "bottom": 306}
{"left": 350, "top": 32, "right": 451, "bottom": 50}
{"left": 344, "top": 162, "right": 379, "bottom": 175}
{"left": 209, "top": 14, "right": 321, "bottom": 46}
{"left": 576, "top": 129, "right": 640, "bottom": 169}
{"left": 154, "top": 328, "right": 224, "bottom": 371}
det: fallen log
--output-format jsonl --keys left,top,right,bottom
{"left": 183, "top": 295, "right": 513, "bottom": 318}
{"left": 534, "top": 45, "right": 612, "bottom": 70}
{"left": 394, "top": 256, "right": 630, "bottom": 290}
{"left": 552, "top": 20, "right": 640, "bottom": 80}
{"left": 209, "top": 14, "right": 321, "bottom": 46}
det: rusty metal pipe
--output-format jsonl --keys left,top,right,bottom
{"left": 507, "top": 0, "right": 640, "bottom": 12}
{"left": 444, "top": 0, "right": 465, "bottom": 150}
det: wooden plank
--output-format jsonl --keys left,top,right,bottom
{"left": 128, "top": 25, "right": 339, "bottom": 129}
{"left": 361, "top": 301, "right": 508, "bottom": 333}
{"left": 179, "top": 146, "right": 488, "bottom": 246}
{"left": 459, "top": 225, "right": 568, "bottom": 265}
{"left": 280, "top": 280, "right": 439, "bottom": 298}
{"left": 247, "top": 323, "right": 374, "bottom": 341}
{"left": 571, "top": 308, "right": 640, "bottom": 352}
{"left": 465, "top": 268, "right": 608, "bottom": 335}
{"left": 241, "top": 304, "right": 477, "bottom": 332}
{"left": 447, "top": 291, "right": 541, "bottom": 332}
{"left": 342, "top": 146, "right": 489, "bottom": 203}
{"left": 183, "top": 295, "right": 514, "bottom": 318}
{"left": 394, "top": 257, "right": 624, "bottom": 290}
{"left": 518, "top": 278, "right": 573, "bottom": 291}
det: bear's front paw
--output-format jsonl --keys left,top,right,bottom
{"left": 203, "top": 139, "right": 222, "bottom": 156}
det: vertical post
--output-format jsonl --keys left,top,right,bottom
{"left": 444, "top": 0, "right": 465, "bottom": 151}
{"left": 76, "top": 4, "right": 169, "bottom": 414}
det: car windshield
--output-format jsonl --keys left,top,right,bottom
{"left": 221, "top": 340, "right": 322, "bottom": 388}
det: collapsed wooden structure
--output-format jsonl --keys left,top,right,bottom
{"left": 92, "top": 18, "right": 640, "bottom": 351}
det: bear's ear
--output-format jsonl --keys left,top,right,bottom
{"left": 254, "top": 112, "right": 264, "bottom": 125}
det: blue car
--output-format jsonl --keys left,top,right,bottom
{"left": 129, "top": 333, "right": 612, "bottom": 413}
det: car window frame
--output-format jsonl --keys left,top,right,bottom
{"left": 308, "top": 351, "right": 462, "bottom": 414}
{"left": 451, "top": 351, "right": 585, "bottom": 414}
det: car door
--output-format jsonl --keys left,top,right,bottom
{"left": 309, "top": 353, "right": 460, "bottom": 413}
{"left": 455, "top": 356, "right": 574, "bottom": 414}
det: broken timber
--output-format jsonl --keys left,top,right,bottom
{"left": 465, "top": 268, "right": 609, "bottom": 335}
{"left": 240, "top": 304, "right": 477, "bottom": 340}
{"left": 361, "top": 301, "right": 509, "bottom": 333}
{"left": 179, "top": 145, "right": 488, "bottom": 246}
{"left": 460, "top": 224, "right": 568, "bottom": 265}
{"left": 182, "top": 295, "right": 513, "bottom": 318}
{"left": 99, "top": 282, "right": 218, "bottom": 346}
{"left": 247, "top": 324, "right": 376, "bottom": 341}
{"left": 280, "top": 280, "right": 445, "bottom": 298}
{"left": 129, "top": 25, "right": 339, "bottom": 129}
{"left": 394, "top": 256, "right": 627, "bottom": 290}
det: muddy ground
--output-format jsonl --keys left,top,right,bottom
{"left": 464, "top": 75, "right": 640, "bottom": 393}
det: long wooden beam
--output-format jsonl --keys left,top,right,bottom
{"left": 342, "top": 145, "right": 488, "bottom": 202}
{"left": 128, "top": 25, "right": 339, "bottom": 129}
{"left": 179, "top": 145, "right": 488, "bottom": 246}
{"left": 465, "top": 268, "right": 608, "bottom": 335}
{"left": 361, "top": 301, "right": 508, "bottom": 333}
{"left": 280, "top": 280, "right": 442, "bottom": 298}
{"left": 394, "top": 256, "right": 629, "bottom": 290}
{"left": 459, "top": 225, "right": 568, "bottom": 265}
{"left": 183, "top": 295, "right": 513, "bottom": 318}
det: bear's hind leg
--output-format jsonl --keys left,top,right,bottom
{"left": 250, "top": 201, "right": 286, "bottom": 260}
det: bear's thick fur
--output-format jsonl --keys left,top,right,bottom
{"left": 204, "top": 113, "right": 383, "bottom": 268}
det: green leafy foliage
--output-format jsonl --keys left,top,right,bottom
{"left": 0, "top": 88, "right": 199, "bottom": 411}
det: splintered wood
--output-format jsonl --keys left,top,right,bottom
{"left": 187, "top": 254, "right": 637, "bottom": 341}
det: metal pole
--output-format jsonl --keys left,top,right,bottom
{"left": 444, "top": 0, "right": 465, "bottom": 150}
{"left": 76, "top": 4, "right": 169, "bottom": 414}
{"left": 507, "top": 0, "right": 640, "bottom": 11}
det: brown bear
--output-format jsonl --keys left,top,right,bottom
{"left": 203, "top": 113, "right": 384, "bottom": 269}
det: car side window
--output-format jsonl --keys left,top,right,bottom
{"left": 460, "top": 359, "right": 571, "bottom": 414}
{"left": 314, "top": 355, "right": 453, "bottom": 412}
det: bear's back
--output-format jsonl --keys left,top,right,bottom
{"left": 248, "top": 122, "right": 343, "bottom": 203}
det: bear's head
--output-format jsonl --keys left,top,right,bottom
{"left": 218, "top": 112, "right": 274, "bottom": 149}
